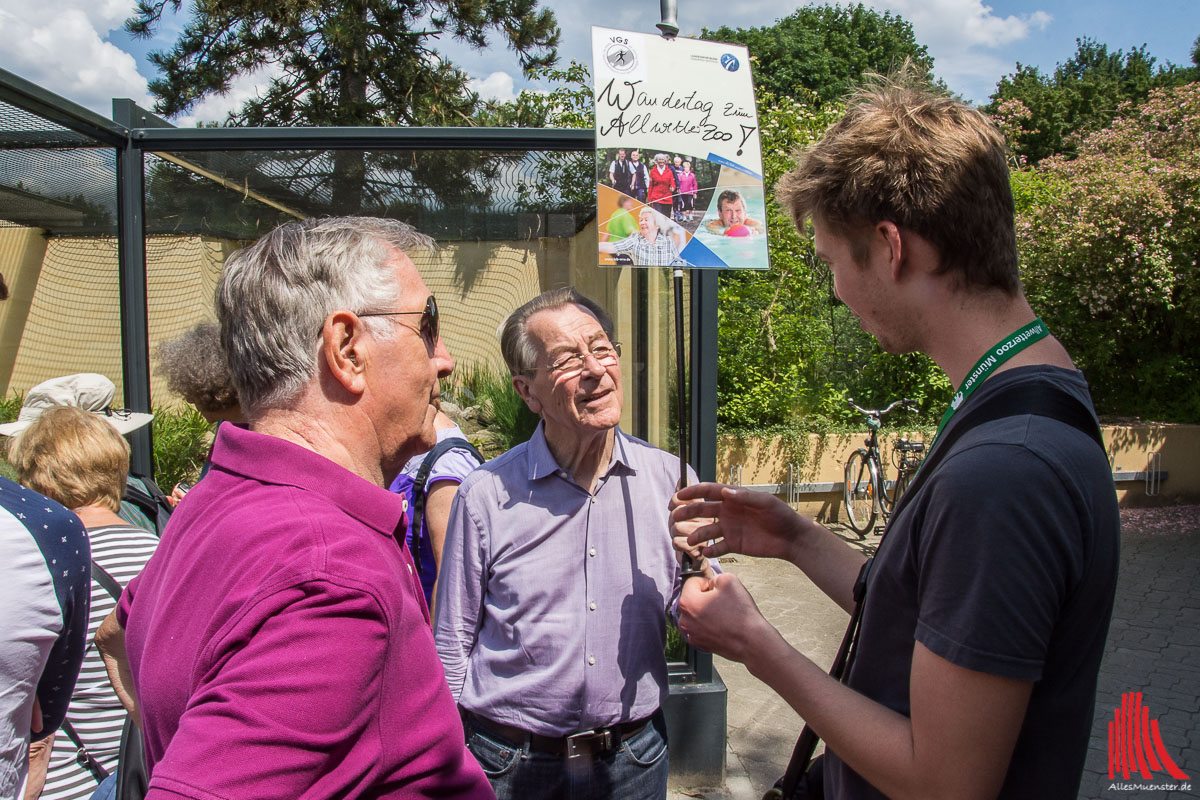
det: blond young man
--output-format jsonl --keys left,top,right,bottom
{"left": 672, "top": 75, "right": 1119, "bottom": 800}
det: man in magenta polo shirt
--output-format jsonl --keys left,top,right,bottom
{"left": 95, "top": 217, "right": 493, "bottom": 799}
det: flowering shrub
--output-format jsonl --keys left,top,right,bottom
{"left": 1015, "top": 83, "right": 1200, "bottom": 420}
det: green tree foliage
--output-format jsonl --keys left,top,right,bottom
{"left": 1015, "top": 83, "right": 1200, "bottom": 421}
{"left": 702, "top": 4, "right": 935, "bottom": 105}
{"left": 476, "top": 61, "right": 594, "bottom": 129}
{"left": 475, "top": 61, "right": 596, "bottom": 212}
{"left": 989, "top": 37, "right": 1199, "bottom": 164}
{"left": 716, "top": 82, "right": 950, "bottom": 433}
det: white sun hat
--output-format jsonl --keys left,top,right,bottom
{"left": 0, "top": 373, "right": 155, "bottom": 437}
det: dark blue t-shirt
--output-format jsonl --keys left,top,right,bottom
{"left": 827, "top": 366, "right": 1120, "bottom": 799}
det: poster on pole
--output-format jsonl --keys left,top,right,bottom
{"left": 592, "top": 27, "right": 768, "bottom": 270}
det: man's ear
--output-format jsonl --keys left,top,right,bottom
{"left": 321, "top": 311, "right": 368, "bottom": 396}
{"left": 511, "top": 374, "right": 543, "bottom": 415}
{"left": 876, "top": 221, "right": 905, "bottom": 281}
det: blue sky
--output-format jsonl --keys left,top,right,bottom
{"left": 0, "top": 0, "right": 1195, "bottom": 124}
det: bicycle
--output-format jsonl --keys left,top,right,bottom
{"left": 842, "top": 398, "right": 927, "bottom": 535}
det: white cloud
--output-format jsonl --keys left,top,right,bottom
{"left": 172, "top": 64, "right": 284, "bottom": 127}
{"left": 875, "top": 0, "right": 1053, "bottom": 101}
{"left": 882, "top": 0, "right": 1052, "bottom": 48}
{"left": 468, "top": 71, "right": 518, "bottom": 103}
{"left": 0, "top": 0, "right": 278, "bottom": 125}
{"left": 0, "top": 0, "right": 152, "bottom": 116}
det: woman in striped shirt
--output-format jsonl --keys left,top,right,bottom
{"left": 9, "top": 407, "right": 159, "bottom": 800}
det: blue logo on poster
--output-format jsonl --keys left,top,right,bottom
{"left": 720, "top": 54, "right": 740, "bottom": 72}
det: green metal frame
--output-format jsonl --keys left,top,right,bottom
{"left": 135, "top": 125, "right": 592, "bottom": 151}
{"left": 0, "top": 67, "right": 126, "bottom": 147}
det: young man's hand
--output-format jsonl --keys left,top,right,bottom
{"left": 670, "top": 483, "right": 806, "bottom": 564}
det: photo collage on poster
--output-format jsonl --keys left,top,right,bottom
{"left": 593, "top": 27, "right": 769, "bottom": 270}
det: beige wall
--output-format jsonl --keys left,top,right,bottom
{"left": 1, "top": 227, "right": 680, "bottom": 449}
{"left": 8, "top": 235, "right": 125, "bottom": 395}
{"left": 1106, "top": 425, "right": 1200, "bottom": 506}
{"left": 719, "top": 425, "right": 1200, "bottom": 519}
{"left": 3, "top": 233, "right": 233, "bottom": 404}
{"left": 0, "top": 223, "right": 50, "bottom": 391}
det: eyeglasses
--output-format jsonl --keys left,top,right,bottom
{"left": 537, "top": 341, "right": 622, "bottom": 376}
{"left": 359, "top": 295, "right": 439, "bottom": 351}
{"left": 104, "top": 407, "right": 133, "bottom": 420}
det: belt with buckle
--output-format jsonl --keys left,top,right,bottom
{"left": 465, "top": 711, "right": 652, "bottom": 759}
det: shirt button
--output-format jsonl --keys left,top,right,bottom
{"left": 589, "top": 548, "right": 596, "bottom": 557}
{"left": 589, "top": 602, "right": 597, "bottom": 611}
{"left": 590, "top": 496, "right": 596, "bottom": 504}
{"left": 588, "top": 656, "right": 596, "bottom": 665}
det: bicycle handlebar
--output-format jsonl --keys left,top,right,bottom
{"left": 846, "top": 397, "right": 915, "bottom": 418}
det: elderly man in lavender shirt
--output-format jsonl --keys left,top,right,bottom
{"left": 94, "top": 217, "right": 493, "bottom": 799}
{"left": 433, "top": 287, "right": 716, "bottom": 800}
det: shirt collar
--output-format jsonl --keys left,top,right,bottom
{"left": 526, "top": 421, "right": 637, "bottom": 482}
{"left": 210, "top": 422, "right": 406, "bottom": 540}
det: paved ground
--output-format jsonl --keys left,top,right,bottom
{"left": 669, "top": 504, "right": 1200, "bottom": 800}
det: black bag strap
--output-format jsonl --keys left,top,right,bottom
{"left": 408, "top": 437, "right": 484, "bottom": 574}
{"left": 886, "top": 382, "right": 1104, "bottom": 528}
{"left": 776, "top": 382, "right": 1105, "bottom": 797}
{"left": 778, "top": 559, "right": 872, "bottom": 797}
{"left": 60, "top": 719, "right": 111, "bottom": 783}
{"left": 91, "top": 560, "right": 123, "bottom": 602}
{"left": 61, "top": 560, "right": 125, "bottom": 784}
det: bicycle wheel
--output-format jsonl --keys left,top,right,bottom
{"left": 843, "top": 449, "right": 878, "bottom": 535}
{"left": 890, "top": 468, "right": 912, "bottom": 510}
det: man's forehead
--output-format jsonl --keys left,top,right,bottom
{"left": 527, "top": 305, "right": 606, "bottom": 348}
{"left": 384, "top": 247, "right": 429, "bottom": 295}
{"left": 811, "top": 221, "right": 848, "bottom": 260}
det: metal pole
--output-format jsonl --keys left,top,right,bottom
{"left": 691, "top": 267, "right": 718, "bottom": 484}
{"left": 656, "top": 0, "right": 680, "bottom": 38}
{"left": 113, "top": 100, "right": 154, "bottom": 477}
{"left": 674, "top": 268, "right": 688, "bottom": 486}
{"left": 675, "top": 267, "right": 705, "bottom": 580}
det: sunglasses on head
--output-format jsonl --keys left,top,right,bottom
{"left": 358, "top": 295, "right": 439, "bottom": 351}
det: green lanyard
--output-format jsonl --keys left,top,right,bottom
{"left": 932, "top": 318, "right": 1049, "bottom": 446}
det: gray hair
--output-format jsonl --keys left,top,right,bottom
{"left": 500, "top": 288, "right": 615, "bottom": 377}
{"left": 157, "top": 322, "right": 240, "bottom": 416}
{"left": 214, "top": 216, "right": 434, "bottom": 413}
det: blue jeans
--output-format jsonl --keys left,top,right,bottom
{"left": 89, "top": 773, "right": 117, "bottom": 800}
{"left": 465, "top": 712, "right": 669, "bottom": 800}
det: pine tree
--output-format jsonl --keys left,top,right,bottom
{"left": 128, "top": 0, "right": 558, "bottom": 126}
